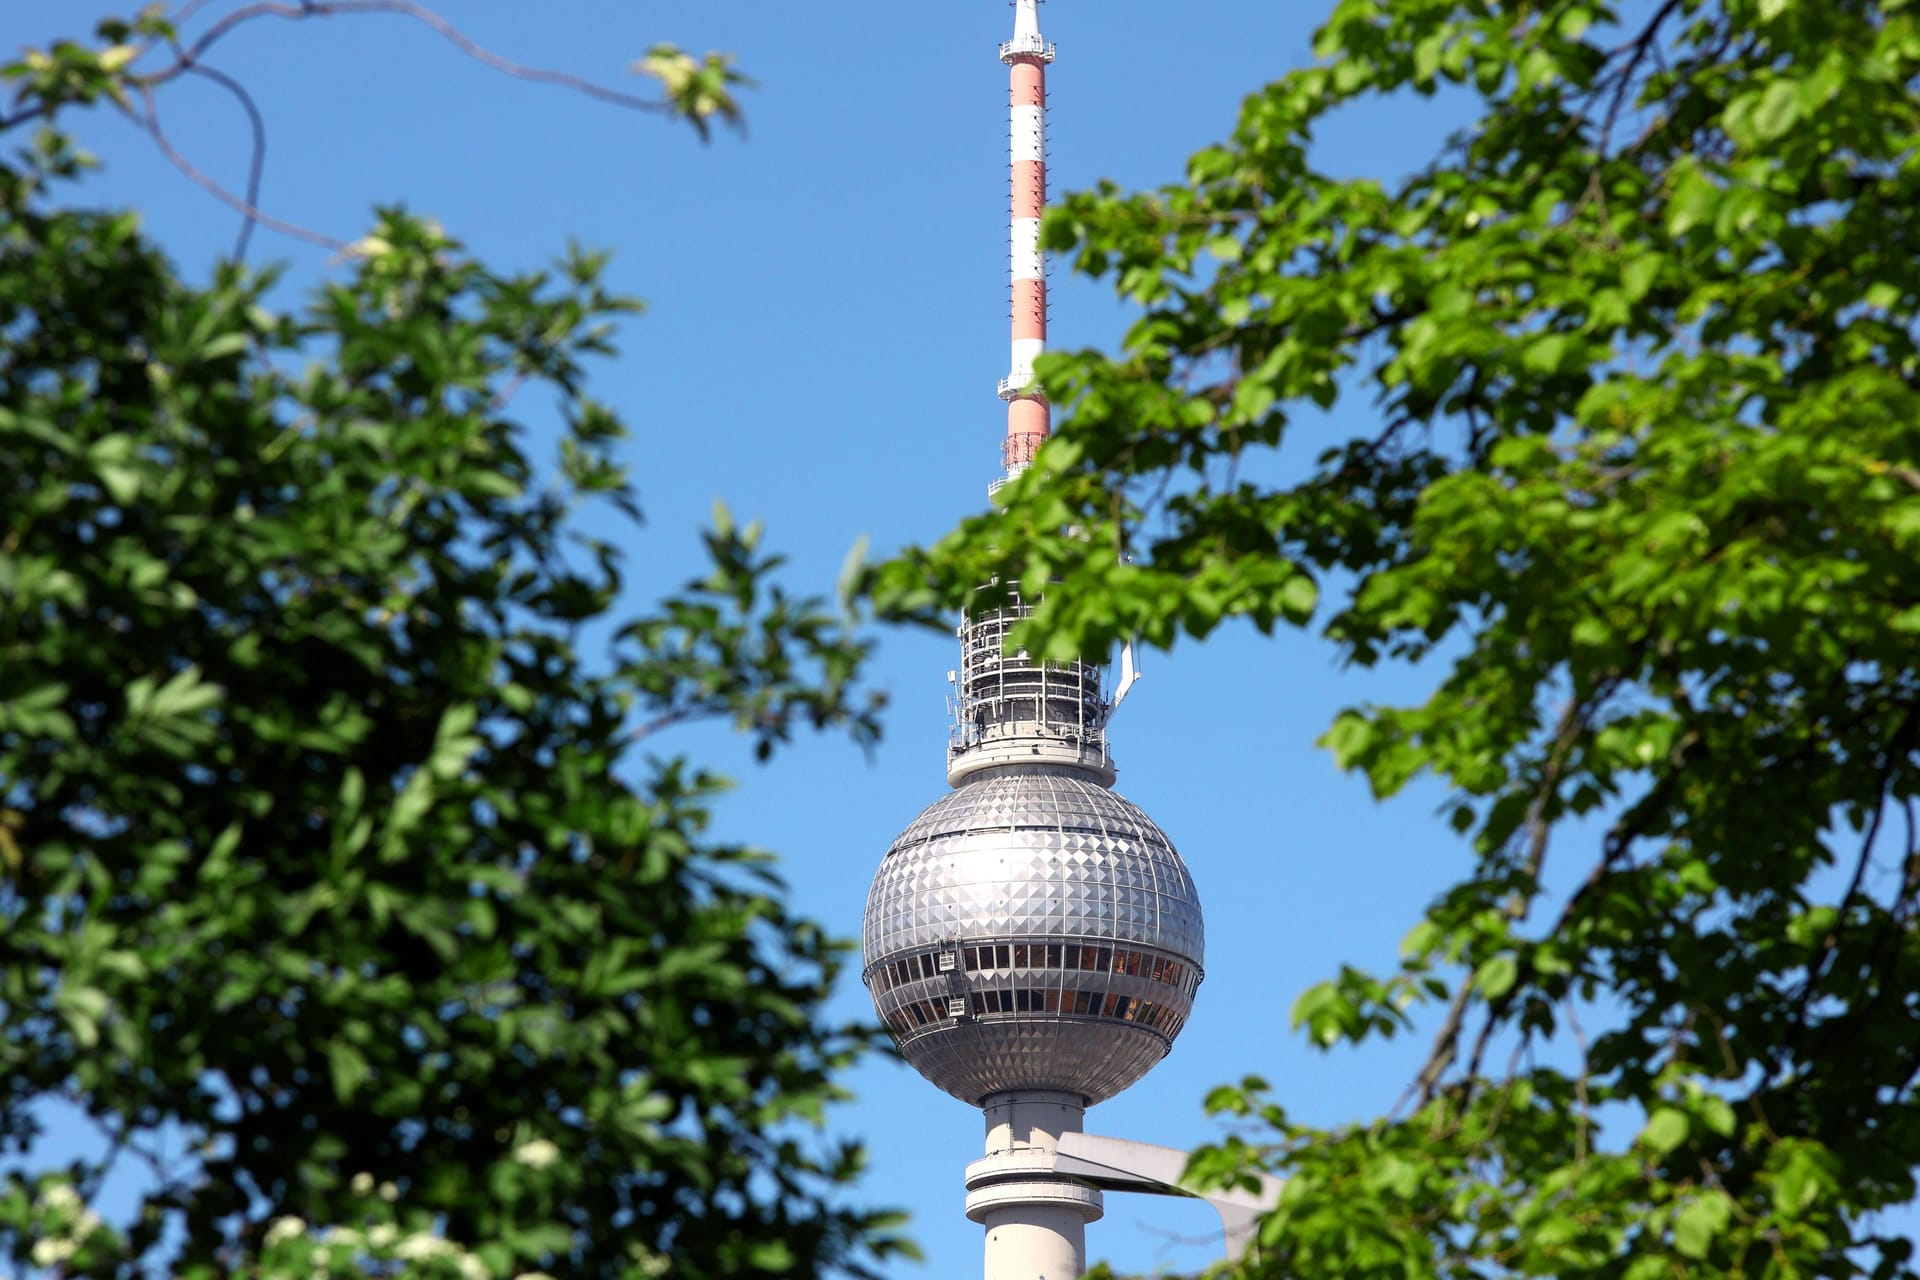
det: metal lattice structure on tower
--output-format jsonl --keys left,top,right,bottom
{"left": 859, "top": 5, "right": 1275, "bottom": 1275}
{"left": 948, "top": 593, "right": 1113, "bottom": 784}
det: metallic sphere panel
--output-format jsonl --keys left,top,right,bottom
{"left": 862, "top": 766, "right": 1204, "bottom": 1105}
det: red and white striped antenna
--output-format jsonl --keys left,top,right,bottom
{"left": 996, "top": 0, "right": 1055, "bottom": 476}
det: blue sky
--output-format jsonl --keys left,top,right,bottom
{"left": 11, "top": 2, "right": 1492, "bottom": 1273}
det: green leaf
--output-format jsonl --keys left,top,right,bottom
{"left": 1206, "top": 234, "right": 1244, "bottom": 263}
{"left": 1289, "top": 981, "right": 1354, "bottom": 1047}
{"left": 837, "top": 532, "right": 870, "bottom": 610}
{"left": 144, "top": 665, "right": 222, "bottom": 719}
{"left": 1279, "top": 571, "right": 1318, "bottom": 619}
{"left": 1642, "top": 1107, "right": 1690, "bottom": 1156}
{"left": 748, "top": 1240, "right": 796, "bottom": 1271}
{"left": 1674, "top": 1190, "right": 1733, "bottom": 1259}
{"left": 1621, "top": 254, "right": 1660, "bottom": 301}
{"left": 95, "top": 459, "right": 141, "bottom": 503}
{"left": 1666, "top": 167, "right": 1721, "bottom": 236}
{"left": 1699, "top": 1094, "right": 1737, "bottom": 1138}
{"left": 1749, "top": 79, "right": 1802, "bottom": 142}
{"left": 1473, "top": 954, "right": 1519, "bottom": 1000}
{"left": 56, "top": 985, "right": 109, "bottom": 1049}
{"left": 326, "top": 1041, "right": 372, "bottom": 1103}
{"left": 1523, "top": 332, "right": 1574, "bottom": 373}
{"left": 1320, "top": 711, "right": 1375, "bottom": 771}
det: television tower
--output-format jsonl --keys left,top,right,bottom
{"left": 860, "top": 5, "right": 1277, "bottom": 1276}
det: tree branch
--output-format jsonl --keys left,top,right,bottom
{"left": 137, "top": 82, "right": 345, "bottom": 251}
{"left": 1781, "top": 712, "right": 1912, "bottom": 1069}
{"left": 1597, "top": 0, "right": 1686, "bottom": 158}
{"left": 7, "top": 0, "right": 692, "bottom": 253}
{"left": 1406, "top": 692, "right": 1599, "bottom": 1108}
{"left": 182, "top": 63, "right": 267, "bottom": 261}
{"left": 153, "top": 0, "right": 671, "bottom": 117}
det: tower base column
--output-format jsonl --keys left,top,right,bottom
{"left": 967, "top": 1092, "right": 1103, "bottom": 1280}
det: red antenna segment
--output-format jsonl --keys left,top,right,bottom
{"left": 997, "top": 0, "right": 1055, "bottom": 473}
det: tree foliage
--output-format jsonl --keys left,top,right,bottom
{"left": 0, "top": 14, "right": 905, "bottom": 1280}
{"left": 877, "top": 0, "right": 1920, "bottom": 1275}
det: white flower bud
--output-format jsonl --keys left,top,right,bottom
{"left": 510, "top": 1139, "right": 560, "bottom": 1170}
{"left": 31, "top": 1237, "right": 77, "bottom": 1266}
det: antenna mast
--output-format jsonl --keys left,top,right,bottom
{"left": 998, "top": 0, "right": 1056, "bottom": 475}
{"left": 948, "top": 0, "right": 1109, "bottom": 787}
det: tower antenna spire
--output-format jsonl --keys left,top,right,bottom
{"left": 998, "top": 0, "right": 1056, "bottom": 475}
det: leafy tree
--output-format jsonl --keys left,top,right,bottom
{"left": 0, "top": 12, "right": 906, "bottom": 1280}
{"left": 877, "top": 0, "right": 1920, "bottom": 1275}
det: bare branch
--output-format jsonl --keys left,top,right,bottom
{"left": 182, "top": 63, "right": 267, "bottom": 260}
{"left": 1782, "top": 712, "right": 1911, "bottom": 1068}
{"left": 1408, "top": 978, "right": 1476, "bottom": 1111}
{"left": 170, "top": 0, "right": 226, "bottom": 32}
{"left": 487, "top": 369, "right": 530, "bottom": 415}
{"left": 138, "top": 83, "right": 345, "bottom": 251}
{"left": 1901, "top": 796, "right": 1919, "bottom": 915}
{"left": 1596, "top": 0, "right": 1686, "bottom": 158}
{"left": 1565, "top": 1000, "right": 1592, "bottom": 1162}
{"left": 155, "top": 0, "right": 671, "bottom": 117}
{"left": 1408, "top": 692, "right": 1597, "bottom": 1110}
{"left": 632, "top": 707, "right": 697, "bottom": 744}
{"left": 6, "top": 0, "right": 692, "bottom": 251}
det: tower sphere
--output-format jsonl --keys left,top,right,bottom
{"left": 862, "top": 763, "right": 1204, "bottom": 1105}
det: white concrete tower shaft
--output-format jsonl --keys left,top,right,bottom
{"left": 998, "top": 0, "right": 1056, "bottom": 474}
{"left": 968, "top": 1092, "right": 1100, "bottom": 1280}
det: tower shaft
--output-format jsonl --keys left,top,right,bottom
{"left": 967, "top": 1092, "right": 1102, "bottom": 1280}
{"left": 999, "top": 0, "right": 1056, "bottom": 473}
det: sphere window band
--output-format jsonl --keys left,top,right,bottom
{"left": 865, "top": 942, "right": 1201, "bottom": 997}
{"left": 881, "top": 990, "right": 1189, "bottom": 1039}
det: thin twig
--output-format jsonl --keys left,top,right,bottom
{"left": 182, "top": 63, "right": 267, "bottom": 261}
{"left": 1597, "top": 0, "right": 1686, "bottom": 159}
{"left": 486, "top": 370, "right": 530, "bottom": 414}
{"left": 140, "top": 0, "right": 675, "bottom": 255}
{"left": 6, "top": 0, "right": 691, "bottom": 252}
{"left": 1408, "top": 694, "right": 1596, "bottom": 1111}
{"left": 632, "top": 707, "right": 696, "bottom": 743}
{"left": 170, "top": 0, "right": 226, "bottom": 32}
{"left": 1513, "top": 693, "right": 1598, "bottom": 919}
{"left": 155, "top": 0, "right": 670, "bottom": 117}
{"left": 1565, "top": 1000, "right": 1592, "bottom": 1162}
{"left": 1901, "top": 796, "right": 1919, "bottom": 917}
{"left": 1407, "top": 978, "right": 1477, "bottom": 1111}
{"left": 1477, "top": 1040, "right": 1531, "bottom": 1140}
{"left": 1463, "top": 1002, "right": 1508, "bottom": 1093}
{"left": 1783, "top": 713, "right": 1910, "bottom": 1063}
{"left": 138, "top": 83, "right": 345, "bottom": 250}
